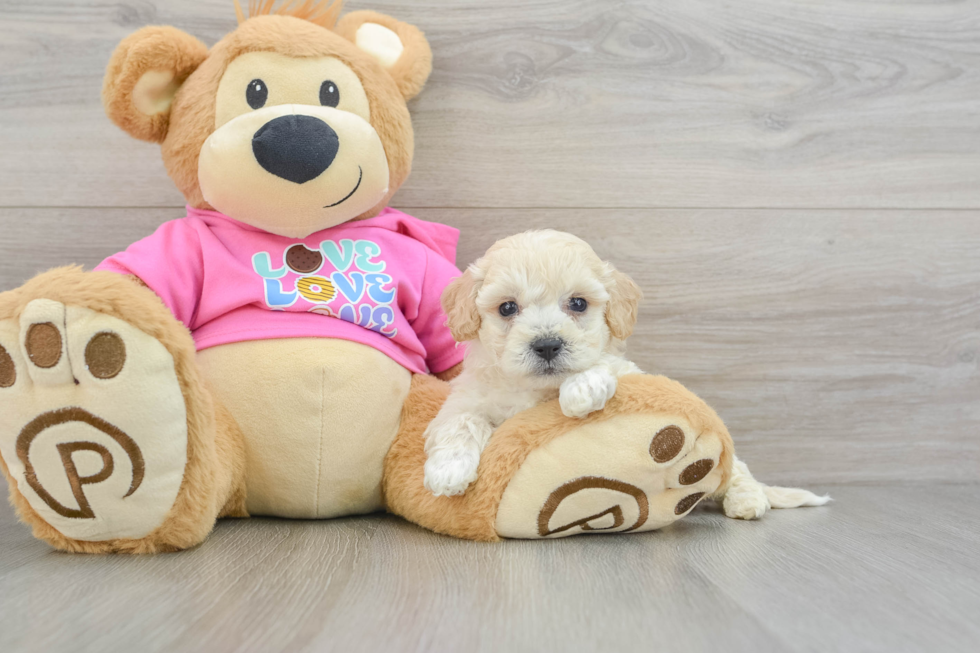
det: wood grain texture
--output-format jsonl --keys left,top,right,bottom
{"left": 2, "top": 207, "right": 977, "bottom": 485}
{"left": 1, "top": 476, "right": 978, "bottom": 653}
{"left": 1, "top": 0, "right": 980, "bottom": 208}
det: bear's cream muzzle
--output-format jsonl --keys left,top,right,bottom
{"left": 198, "top": 103, "right": 389, "bottom": 238}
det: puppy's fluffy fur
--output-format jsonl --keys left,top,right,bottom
{"left": 423, "top": 230, "right": 831, "bottom": 520}
{"left": 423, "top": 230, "right": 642, "bottom": 496}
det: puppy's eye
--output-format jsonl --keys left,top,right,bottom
{"left": 498, "top": 301, "right": 519, "bottom": 317}
{"left": 320, "top": 80, "right": 340, "bottom": 107}
{"left": 246, "top": 79, "right": 268, "bottom": 109}
{"left": 568, "top": 297, "right": 588, "bottom": 313}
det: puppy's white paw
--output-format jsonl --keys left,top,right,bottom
{"left": 424, "top": 447, "right": 481, "bottom": 497}
{"left": 559, "top": 367, "right": 618, "bottom": 418}
{"left": 722, "top": 483, "right": 771, "bottom": 520}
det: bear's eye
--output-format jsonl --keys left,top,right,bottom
{"left": 246, "top": 79, "right": 268, "bottom": 109}
{"left": 568, "top": 297, "right": 588, "bottom": 313}
{"left": 320, "top": 80, "right": 340, "bottom": 108}
{"left": 499, "top": 301, "right": 519, "bottom": 317}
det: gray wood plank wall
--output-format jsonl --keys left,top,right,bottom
{"left": 1, "top": 0, "right": 977, "bottom": 486}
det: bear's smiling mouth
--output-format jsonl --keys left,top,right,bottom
{"left": 323, "top": 166, "right": 363, "bottom": 208}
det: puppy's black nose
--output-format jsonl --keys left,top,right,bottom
{"left": 252, "top": 115, "right": 339, "bottom": 184}
{"left": 531, "top": 337, "right": 564, "bottom": 362}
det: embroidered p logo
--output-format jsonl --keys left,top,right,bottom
{"left": 16, "top": 407, "right": 145, "bottom": 519}
{"left": 537, "top": 476, "right": 650, "bottom": 537}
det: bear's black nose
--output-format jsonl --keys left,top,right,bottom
{"left": 252, "top": 114, "right": 339, "bottom": 184}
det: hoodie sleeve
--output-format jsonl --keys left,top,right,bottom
{"left": 94, "top": 219, "right": 205, "bottom": 330}
{"left": 413, "top": 247, "right": 466, "bottom": 374}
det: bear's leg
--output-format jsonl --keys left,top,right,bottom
{"left": 0, "top": 268, "right": 246, "bottom": 553}
{"left": 383, "top": 374, "right": 733, "bottom": 541}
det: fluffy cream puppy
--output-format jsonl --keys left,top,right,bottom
{"left": 423, "top": 230, "right": 642, "bottom": 497}
{"left": 423, "top": 230, "right": 830, "bottom": 520}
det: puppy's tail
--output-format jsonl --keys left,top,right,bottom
{"left": 763, "top": 485, "right": 832, "bottom": 509}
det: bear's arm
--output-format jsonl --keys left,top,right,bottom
{"left": 413, "top": 248, "right": 466, "bottom": 376}
{"left": 94, "top": 218, "right": 205, "bottom": 330}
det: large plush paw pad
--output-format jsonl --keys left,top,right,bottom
{"left": 495, "top": 414, "right": 727, "bottom": 538}
{"left": 423, "top": 447, "right": 480, "bottom": 497}
{"left": 0, "top": 301, "right": 187, "bottom": 542}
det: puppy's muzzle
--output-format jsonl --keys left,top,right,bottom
{"left": 531, "top": 337, "right": 564, "bottom": 362}
{"left": 252, "top": 114, "right": 339, "bottom": 184}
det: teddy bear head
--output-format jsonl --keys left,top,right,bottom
{"left": 103, "top": 0, "right": 431, "bottom": 238}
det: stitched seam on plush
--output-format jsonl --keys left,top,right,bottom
{"left": 314, "top": 364, "right": 325, "bottom": 518}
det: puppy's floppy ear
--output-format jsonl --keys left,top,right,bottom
{"left": 442, "top": 268, "right": 482, "bottom": 342}
{"left": 103, "top": 26, "right": 209, "bottom": 143}
{"left": 605, "top": 266, "right": 642, "bottom": 340}
{"left": 335, "top": 10, "right": 433, "bottom": 100}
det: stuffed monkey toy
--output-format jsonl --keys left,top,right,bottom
{"left": 0, "top": 1, "right": 738, "bottom": 553}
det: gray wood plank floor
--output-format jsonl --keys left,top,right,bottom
{"left": 1, "top": 1, "right": 978, "bottom": 651}
{"left": 1, "top": 477, "right": 978, "bottom": 653}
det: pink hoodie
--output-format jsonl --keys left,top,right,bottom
{"left": 96, "top": 206, "right": 465, "bottom": 375}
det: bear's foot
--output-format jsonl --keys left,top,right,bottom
{"left": 384, "top": 374, "right": 734, "bottom": 541}
{"left": 495, "top": 412, "right": 728, "bottom": 538}
{"left": 0, "top": 299, "right": 189, "bottom": 547}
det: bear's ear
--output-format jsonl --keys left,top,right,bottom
{"left": 335, "top": 11, "right": 432, "bottom": 101}
{"left": 103, "top": 26, "right": 209, "bottom": 143}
